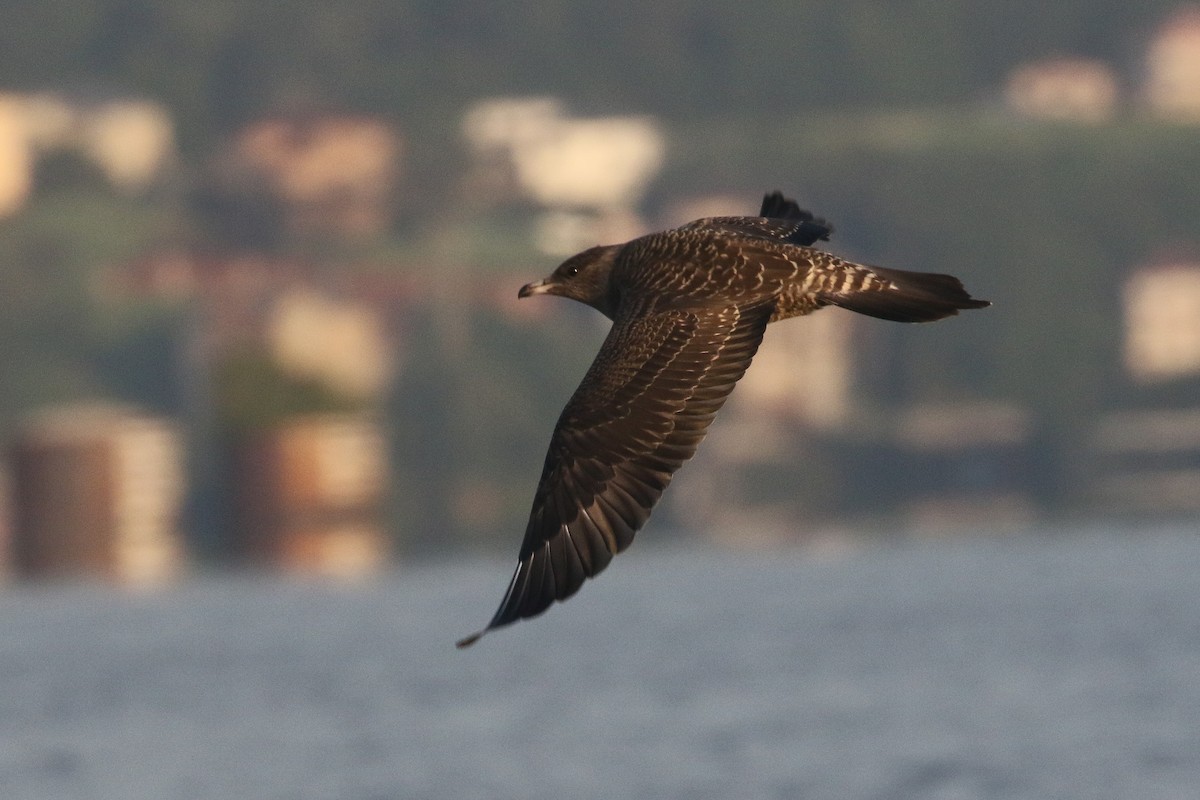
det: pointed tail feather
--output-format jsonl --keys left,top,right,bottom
{"left": 830, "top": 266, "right": 990, "bottom": 323}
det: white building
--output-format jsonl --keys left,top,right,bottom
{"left": 1145, "top": 6, "right": 1200, "bottom": 120}
{"left": 463, "top": 97, "right": 665, "bottom": 254}
{"left": 266, "top": 286, "right": 393, "bottom": 399}
{"left": 1124, "top": 261, "right": 1200, "bottom": 381}
{"left": 0, "top": 91, "right": 176, "bottom": 216}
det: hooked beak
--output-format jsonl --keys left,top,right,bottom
{"left": 518, "top": 279, "right": 553, "bottom": 299}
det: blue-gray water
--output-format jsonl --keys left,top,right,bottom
{"left": 2, "top": 525, "right": 1199, "bottom": 800}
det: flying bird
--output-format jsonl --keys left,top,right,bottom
{"left": 456, "top": 191, "right": 989, "bottom": 647}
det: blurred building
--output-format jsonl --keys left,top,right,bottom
{"left": 266, "top": 286, "right": 393, "bottom": 399}
{"left": 1123, "top": 261, "right": 1200, "bottom": 381}
{"left": 887, "top": 401, "right": 1037, "bottom": 530}
{"left": 736, "top": 311, "right": 857, "bottom": 429}
{"left": 77, "top": 98, "right": 176, "bottom": 192}
{"left": 1091, "top": 409, "right": 1200, "bottom": 514}
{"left": 462, "top": 97, "right": 664, "bottom": 254}
{"left": 1090, "top": 260, "right": 1200, "bottom": 514}
{"left": 1144, "top": 5, "right": 1200, "bottom": 120}
{"left": 1004, "top": 58, "right": 1119, "bottom": 122}
{"left": 9, "top": 405, "right": 186, "bottom": 585}
{"left": 231, "top": 112, "right": 402, "bottom": 236}
{"left": 672, "top": 349, "right": 1037, "bottom": 540}
{"left": 0, "top": 94, "right": 34, "bottom": 215}
{"left": 0, "top": 91, "right": 174, "bottom": 214}
{"left": 231, "top": 414, "right": 390, "bottom": 577}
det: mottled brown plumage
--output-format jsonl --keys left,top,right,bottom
{"left": 457, "top": 191, "right": 989, "bottom": 647}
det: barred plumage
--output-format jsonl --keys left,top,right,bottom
{"left": 457, "top": 191, "right": 990, "bottom": 647}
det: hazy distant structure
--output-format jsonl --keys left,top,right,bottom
{"left": 1004, "top": 58, "right": 1119, "bottom": 122}
{"left": 1091, "top": 407, "right": 1200, "bottom": 514}
{"left": 888, "top": 401, "right": 1036, "bottom": 530}
{"left": 9, "top": 405, "right": 185, "bottom": 585}
{"left": 1088, "top": 257, "right": 1200, "bottom": 518}
{"left": 266, "top": 286, "right": 393, "bottom": 399}
{"left": 231, "top": 415, "right": 390, "bottom": 578}
{"left": 462, "top": 97, "right": 664, "bottom": 254}
{"left": 0, "top": 95, "right": 34, "bottom": 216}
{"left": 1123, "top": 261, "right": 1200, "bottom": 381}
{"left": 73, "top": 98, "right": 176, "bottom": 191}
{"left": 0, "top": 91, "right": 174, "bottom": 215}
{"left": 231, "top": 113, "right": 402, "bottom": 236}
{"left": 1145, "top": 5, "right": 1200, "bottom": 120}
{"left": 458, "top": 192, "right": 989, "bottom": 646}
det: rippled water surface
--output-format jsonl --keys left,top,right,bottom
{"left": 2, "top": 526, "right": 1199, "bottom": 799}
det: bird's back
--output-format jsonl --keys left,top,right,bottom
{"left": 614, "top": 219, "right": 986, "bottom": 325}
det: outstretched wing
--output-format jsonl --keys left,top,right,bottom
{"left": 457, "top": 298, "right": 773, "bottom": 646}
{"left": 680, "top": 191, "right": 833, "bottom": 247}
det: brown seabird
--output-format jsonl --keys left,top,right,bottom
{"left": 457, "top": 191, "right": 989, "bottom": 647}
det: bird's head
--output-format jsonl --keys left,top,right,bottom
{"left": 519, "top": 245, "right": 620, "bottom": 318}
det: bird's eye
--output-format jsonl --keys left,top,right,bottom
{"left": 564, "top": 265, "right": 579, "bottom": 277}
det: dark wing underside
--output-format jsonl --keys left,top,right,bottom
{"left": 457, "top": 299, "right": 773, "bottom": 646}
{"left": 681, "top": 191, "right": 833, "bottom": 248}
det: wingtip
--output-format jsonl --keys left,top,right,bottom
{"left": 455, "top": 630, "right": 486, "bottom": 649}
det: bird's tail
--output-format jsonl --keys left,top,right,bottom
{"left": 829, "top": 265, "right": 990, "bottom": 323}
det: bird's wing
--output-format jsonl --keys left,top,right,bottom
{"left": 679, "top": 191, "right": 833, "bottom": 247}
{"left": 457, "top": 298, "right": 773, "bottom": 646}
